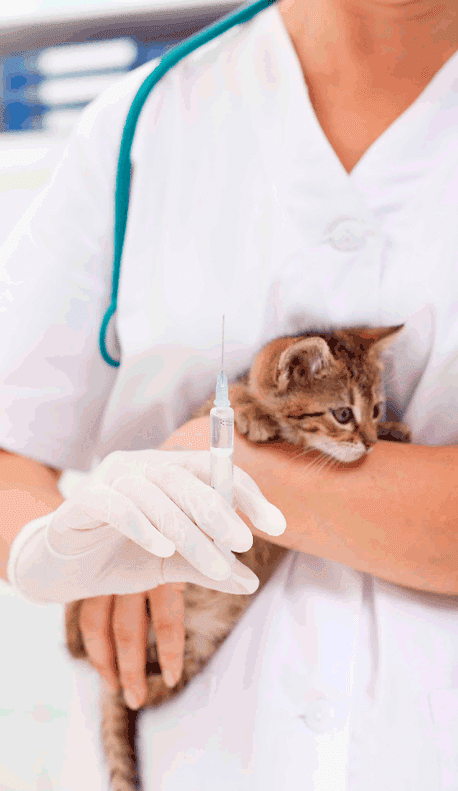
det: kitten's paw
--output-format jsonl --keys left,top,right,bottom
{"left": 377, "top": 421, "right": 411, "bottom": 443}
{"left": 235, "top": 405, "right": 279, "bottom": 442}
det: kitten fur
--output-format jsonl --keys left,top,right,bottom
{"left": 65, "top": 325, "right": 411, "bottom": 790}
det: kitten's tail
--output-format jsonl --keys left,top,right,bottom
{"left": 101, "top": 686, "right": 140, "bottom": 791}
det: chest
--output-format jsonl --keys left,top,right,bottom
{"left": 97, "top": 52, "right": 458, "bottom": 459}
{"left": 117, "top": 83, "right": 458, "bottom": 367}
{"left": 279, "top": 23, "right": 458, "bottom": 174}
{"left": 294, "top": 67, "right": 435, "bottom": 173}
{"left": 304, "top": 94, "right": 418, "bottom": 174}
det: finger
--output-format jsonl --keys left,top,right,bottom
{"left": 112, "top": 592, "right": 149, "bottom": 710}
{"left": 71, "top": 479, "right": 234, "bottom": 582}
{"left": 147, "top": 584, "right": 185, "bottom": 688}
{"left": 110, "top": 475, "right": 236, "bottom": 580}
{"left": 232, "top": 467, "right": 287, "bottom": 536}
{"left": 60, "top": 482, "right": 176, "bottom": 557}
{"left": 144, "top": 462, "right": 254, "bottom": 551}
{"left": 79, "top": 596, "right": 120, "bottom": 693}
{"left": 161, "top": 551, "right": 260, "bottom": 594}
{"left": 166, "top": 452, "right": 287, "bottom": 537}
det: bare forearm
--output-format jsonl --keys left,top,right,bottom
{"left": 0, "top": 451, "right": 64, "bottom": 582}
{"left": 170, "top": 418, "right": 458, "bottom": 596}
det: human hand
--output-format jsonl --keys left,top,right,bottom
{"left": 74, "top": 585, "right": 186, "bottom": 709}
{"left": 7, "top": 448, "right": 286, "bottom": 604}
{"left": 85, "top": 418, "right": 290, "bottom": 699}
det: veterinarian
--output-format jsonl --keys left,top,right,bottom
{"left": 1, "top": 0, "right": 458, "bottom": 786}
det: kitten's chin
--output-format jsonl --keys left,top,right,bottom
{"left": 278, "top": 428, "right": 367, "bottom": 463}
{"left": 305, "top": 437, "right": 367, "bottom": 463}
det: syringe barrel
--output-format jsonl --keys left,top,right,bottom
{"left": 210, "top": 406, "right": 234, "bottom": 449}
{"left": 210, "top": 447, "right": 233, "bottom": 509}
{"left": 210, "top": 406, "right": 234, "bottom": 510}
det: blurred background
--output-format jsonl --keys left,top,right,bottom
{"left": 0, "top": 1, "right": 237, "bottom": 788}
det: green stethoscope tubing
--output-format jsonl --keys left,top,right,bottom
{"left": 99, "top": 0, "right": 279, "bottom": 367}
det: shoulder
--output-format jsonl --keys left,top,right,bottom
{"left": 73, "top": 58, "right": 163, "bottom": 146}
{"left": 74, "top": 4, "right": 279, "bottom": 143}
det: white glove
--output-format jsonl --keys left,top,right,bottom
{"left": 7, "top": 449, "right": 286, "bottom": 604}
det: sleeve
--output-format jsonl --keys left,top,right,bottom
{"left": 0, "top": 61, "right": 159, "bottom": 472}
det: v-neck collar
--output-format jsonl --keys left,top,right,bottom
{"left": 246, "top": 3, "right": 458, "bottom": 222}
{"left": 241, "top": 5, "right": 378, "bottom": 241}
{"left": 271, "top": 3, "right": 458, "bottom": 176}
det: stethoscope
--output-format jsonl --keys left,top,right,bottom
{"left": 99, "top": 0, "right": 279, "bottom": 367}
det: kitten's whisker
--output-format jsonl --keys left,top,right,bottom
{"left": 275, "top": 446, "right": 346, "bottom": 488}
{"left": 297, "top": 450, "right": 330, "bottom": 484}
{"left": 306, "top": 450, "right": 342, "bottom": 480}
{"left": 276, "top": 446, "right": 317, "bottom": 467}
{"left": 288, "top": 447, "right": 316, "bottom": 462}
{"left": 308, "top": 454, "right": 332, "bottom": 480}
{"left": 269, "top": 442, "right": 347, "bottom": 480}
{"left": 318, "top": 455, "right": 339, "bottom": 476}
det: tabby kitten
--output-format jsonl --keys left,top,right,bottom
{"left": 65, "top": 324, "right": 411, "bottom": 790}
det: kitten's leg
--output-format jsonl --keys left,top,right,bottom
{"left": 146, "top": 539, "right": 288, "bottom": 700}
{"left": 101, "top": 686, "right": 139, "bottom": 791}
{"left": 182, "top": 541, "right": 288, "bottom": 676}
{"left": 191, "top": 384, "right": 280, "bottom": 442}
{"left": 229, "top": 386, "right": 280, "bottom": 442}
{"left": 143, "top": 540, "right": 288, "bottom": 709}
{"left": 377, "top": 421, "right": 411, "bottom": 443}
{"left": 142, "top": 586, "right": 252, "bottom": 709}
{"left": 65, "top": 601, "right": 140, "bottom": 790}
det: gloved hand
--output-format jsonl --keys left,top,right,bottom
{"left": 7, "top": 449, "right": 286, "bottom": 604}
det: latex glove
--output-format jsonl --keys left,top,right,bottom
{"left": 7, "top": 449, "right": 286, "bottom": 604}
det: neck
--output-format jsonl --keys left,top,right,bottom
{"left": 278, "top": 0, "right": 458, "bottom": 87}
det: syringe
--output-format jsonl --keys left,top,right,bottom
{"left": 210, "top": 316, "right": 237, "bottom": 569}
{"left": 210, "top": 314, "right": 234, "bottom": 509}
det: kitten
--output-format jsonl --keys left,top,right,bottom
{"left": 65, "top": 324, "right": 411, "bottom": 790}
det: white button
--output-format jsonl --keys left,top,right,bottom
{"left": 301, "top": 698, "right": 335, "bottom": 733}
{"left": 30, "top": 703, "right": 52, "bottom": 723}
{"left": 324, "top": 218, "right": 368, "bottom": 252}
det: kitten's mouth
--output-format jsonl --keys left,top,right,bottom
{"left": 306, "top": 437, "right": 367, "bottom": 463}
{"left": 279, "top": 425, "right": 367, "bottom": 462}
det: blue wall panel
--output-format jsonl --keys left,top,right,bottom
{"left": 1, "top": 36, "right": 175, "bottom": 132}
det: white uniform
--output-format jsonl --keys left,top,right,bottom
{"left": 1, "top": 4, "right": 458, "bottom": 789}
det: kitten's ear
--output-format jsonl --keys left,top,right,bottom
{"left": 347, "top": 324, "right": 405, "bottom": 354}
{"left": 275, "top": 337, "right": 335, "bottom": 394}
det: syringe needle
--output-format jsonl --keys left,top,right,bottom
{"left": 221, "top": 314, "right": 225, "bottom": 373}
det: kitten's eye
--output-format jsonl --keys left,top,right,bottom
{"left": 286, "top": 412, "right": 325, "bottom": 420}
{"left": 330, "top": 407, "right": 354, "bottom": 425}
{"left": 373, "top": 402, "right": 384, "bottom": 420}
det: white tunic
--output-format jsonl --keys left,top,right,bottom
{"left": 1, "top": 4, "right": 458, "bottom": 789}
